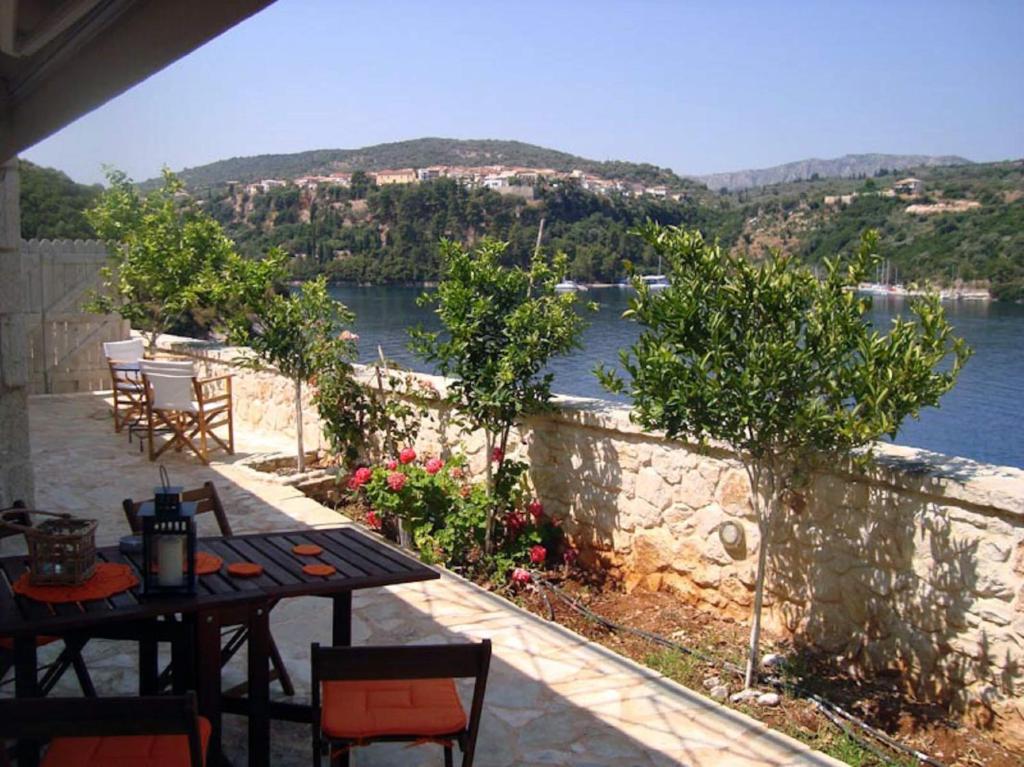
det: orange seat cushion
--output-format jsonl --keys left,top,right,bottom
{"left": 321, "top": 678, "right": 467, "bottom": 740}
{"left": 0, "top": 635, "right": 59, "bottom": 650}
{"left": 42, "top": 716, "right": 211, "bottom": 767}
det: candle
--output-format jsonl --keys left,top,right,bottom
{"left": 157, "top": 535, "right": 185, "bottom": 587}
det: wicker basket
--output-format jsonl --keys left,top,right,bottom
{"left": 0, "top": 509, "right": 98, "bottom": 586}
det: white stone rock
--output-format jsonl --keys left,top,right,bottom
{"left": 701, "top": 676, "right": 722, "bottom": 690}
{"left": 761, "top": 653, "right": 786, "bottom": 670}
{"left": 709, "top": 684, "right": 730, "bottom": 702}
{"left": 729, "top": 689, "right": 759, "bottom": 704}
{"left": 756, "top": 692, "right": 781, "bottom": 707}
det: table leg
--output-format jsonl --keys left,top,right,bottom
{"left": 139, "top": 634, "right": 158, "bottom": 694}
{"left": 196, "top": 609, "right": 223, "bottom": 766}
{"left": 247, "top": 602, "right": 271, "bottom": 767}
{"left": 332, "top": 592, "right": 352, "bottom": 646}
{"left": 14, "top": 635, "right": 40, "bottom": 767}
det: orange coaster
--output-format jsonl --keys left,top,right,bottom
{"left": 13, "top": 563, "right": 138, "bottom": 604}
{"left": 227, "top": 562, "right": 263, "bottom": 578}
{"left": 302, "top": 563, "right": 335, "bottom": 577}
{"left": 292, "top": 544, "right": 322, "bottom": 556}
{"left": 195, "top": 552, "right": 223, "bottom": 575}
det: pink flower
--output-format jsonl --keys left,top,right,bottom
{"left": 563, "top": 547, "right": 578, "bottom": 566}
{"left": 387, "top": 472, "right": 407, "bottom": 491}
{"left": 425, "top": 457, "right": 444, "bottom": 475}
{"left": 460, "top": 485, "right": 472, "bottom": 499}
{"left": 365, "top": 510, "right": 382, "bottom": 530}
{"left": 491, "top": 447, "right": 504, "bottom": 463}
{"left": 399, "top": 447, "right": 417, "bottom": 465}
{"left": 386, "top": 459, "right": 398, "bottom": 470}
{"left": 527, "top": 499, "right": 544, "bottom": 522}
{"left": 504, "top": 511, "right": 526, "bottom": 537}
{"left": 511, "top": 567, "right": 532, "bottom": 585}
{"left": 529, "top": 545, "right": 547, "bottom": 565}
{"left": 351, "top": 467, "right": 372, "bottom": 488}
{"left": 449, "top": 466, "right": 464, "bottom": 480}
{"left": 339, "top": 330, "right": 359, "bottom": 341}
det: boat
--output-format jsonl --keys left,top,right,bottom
{"left": 554, "top": 280, "right": 587, "bottom": 293}
{"left": 639, "top": 274, "right": 670, "bottom": 291}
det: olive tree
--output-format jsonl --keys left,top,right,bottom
{"left": 598, "top": 224, "right": 970, "bottom": 689}
{"left": 411, "top": 238, "right": 589, "bottom": 553}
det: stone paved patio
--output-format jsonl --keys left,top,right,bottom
{"left": 7, "top": 392, "right": 843, "bottom": 766}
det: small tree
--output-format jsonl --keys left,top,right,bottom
{"left": 87, "top": 168, "right": 258, "bottom": 351}
{"left": 599, "top": 224, "right": 970, "bottom": 689}
{"left": 411, "top": 238, "right": 589, "bottom": 553}
{"left": 229, "top": 277, "right": 357, "bottom": 472}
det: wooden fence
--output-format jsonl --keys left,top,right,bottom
{"left": 22, "top": 239, "right": 128, "bottom": 394}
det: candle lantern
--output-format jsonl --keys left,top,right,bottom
{"left": 141, "top": 468, "right": 196, "bottom": 597}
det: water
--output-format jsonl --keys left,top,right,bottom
{"left": 329, "top": 285, "right": 1024, "bottom": 469}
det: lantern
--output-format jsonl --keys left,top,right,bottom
{"left": 140, "top": 473, "right": 196, "bottom": 597}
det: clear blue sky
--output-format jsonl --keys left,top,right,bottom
{"left": 23, "top": 0, "right": 1024, "bottom": 185}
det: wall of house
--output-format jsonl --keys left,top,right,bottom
{"left": 158, "top": 333, "right": 1024, "bottom": 731}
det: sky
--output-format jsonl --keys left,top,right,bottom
{"left": 22, "top": 0, "right": 1024, "bottom": 186}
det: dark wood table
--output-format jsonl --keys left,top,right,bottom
{"left": 0, "top": 526, "right": 439, "bottom": 767}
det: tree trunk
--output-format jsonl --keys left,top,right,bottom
{"left": 483, "top": 430, "right": 494, "bottom": 554}
{"left": 294, "top": 377, "right": 305, "bottom": 473}
{"left": 744, "top": 466, "right": 776, "bottom": 689}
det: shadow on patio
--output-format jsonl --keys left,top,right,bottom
{"left": 8, "top": 392, "right": 842, "bottom": 766}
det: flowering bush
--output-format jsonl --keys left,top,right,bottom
{"left": 349, "top": 448, "right": 567, "bottom": 581}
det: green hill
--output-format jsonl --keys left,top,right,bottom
{"left": 19, "top": 160, "right": 100, "bottom": 240}
{"left": 156, "top": 137, "right": 703, "bottom": 194}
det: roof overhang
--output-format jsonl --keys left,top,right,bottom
{"left": 0, "top": 0, "right": 275, "bottom": 161}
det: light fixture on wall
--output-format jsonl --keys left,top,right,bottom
{"left": 718, "top": 520, "right": 744, "bottom": 549}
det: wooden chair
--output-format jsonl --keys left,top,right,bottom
{"left": 311, "top": 640, "right": 491, "bottom": 767}
{"left": 142, "top": 368, "right": 234, "bottom": 465}
{"left": 0, "top": 502, "right": 96, "bottom": 698}
{"left": 123, "top": 482, "right": 295, "bottom": 696}
{"left": 103, "top": 338, "right": 147, "bottom": 434}
{"left": 0, "top": 693, "right": 208, "bottom": 767}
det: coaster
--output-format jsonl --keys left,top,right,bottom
{"left": 227, "top": 562, "right": 263, "bottom": 578}
{"left": 13, "top": 563, "right": 138, "bottom": 604}
{"left": 292, "top": 544, "right": 323, "bottom": 556}
{"left": 302, "top": 563, "right": 335, "bottom": 577}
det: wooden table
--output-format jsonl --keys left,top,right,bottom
{"left": 0, "top": 526, "right": 439, "bottom": 767}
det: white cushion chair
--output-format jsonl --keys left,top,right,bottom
{"left": 142, "top": 369, "right": 234, "bottom": 465}
{"left": 102, "top": 338, "right": 147, "bottom": 433}
{"left": 139, "top": 358, "right": 197, "bottom": 377}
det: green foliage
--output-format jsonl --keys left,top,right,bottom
{"left": 599, "top": 223, "right": 969, "bottom": 686}
{"left": 86, "top": 168, "right": 265, "bottom": 348}
{"left": 19, "top": 161, "right": 99, "bottom": 239}
{"left": 410, "top": 238, "right": 589, "bottom": 552}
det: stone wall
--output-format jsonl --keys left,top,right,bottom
{"left": 157, "top": 333, "right": 1024, "bottom": 732}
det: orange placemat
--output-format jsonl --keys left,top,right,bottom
{"left": 149, "top": 552, "right": 223, "bottom": 576}
{"left": 292, "top": 544, "right": 322, "bottom": 556}
{"left": 227, "top": 562, "right": 263, "bottom": 578}
{"left": 302, "top": 564, "right": 335, "bottom": 577}
{"left": 12, "top": 563, "right": 138, "bottom": 604}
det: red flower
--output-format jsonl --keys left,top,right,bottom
{"left": 387, "top": 472, "right": 407, "bottom": 491}
{"left": 425, "top": 457, "right": 444, "bottom": 475}
{"left": 491, "top": 446, "right": 504, "bottom": 463}
{"left": 563, "top": 547, "right": 578, "bottom": 566}
{"left": 386, "top": 459, "right": 398, "bottom": 470}
{"left": 399, "top": 447, "right": 417, "bottom": 465}
{"left": 365, "top": 510, "right": 382, "bottom": 530}
{"left": 350, "top": 467, "right": 372, "bottom": 488}
{"left": 529, "top": 545, "right": 547, "bottom": 565}
{"left": 460, "top": 484, "right": 472, "bottom": 499}
{"left": 504, "top": 511, "right": 526, "bottom": 537}
{"left": 449, "top": 466, "right": 464, "bottom": 480}
{"left": 527, "top": 499, "right": 544, "bottom": 522}
{"left": 511, "top": 567, "right": 532, "bottom": 585}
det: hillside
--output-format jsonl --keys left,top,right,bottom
{"left": 699, "top": 153, "right": 972, "bottom": 191}
{"left": 163, "top": 137, "right": 701, "bottom": 193}
{"left": 19, "top": 160, "right": 100, "bottom": 239}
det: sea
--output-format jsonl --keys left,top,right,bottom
{"left": 328, "top": 285, "right": 1024, "bottom": 470}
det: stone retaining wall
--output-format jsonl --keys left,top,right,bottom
{"left": 156, "top": 333, "right": 1024, "bottom": 734}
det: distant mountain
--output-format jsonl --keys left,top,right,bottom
{"left": 159, "top": 137, "right": 702, "bottom": 193}
{"left": 698, "top": 153, "right": 973, "bottom": 191}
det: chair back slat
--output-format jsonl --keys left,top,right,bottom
{"left": 0, "top": 694, "right": 203, "bottom": 766}
{"left": 123, "top": 482, "right": 232, "bottom": 537}
{"left": 102, "top": 338, "right": 145, "bottom": 363}
{"left": 140, "top": 359, "right": 197, "bottom": 377}
{"left": 313, "top": 642, "right": 489, "bottom": 681}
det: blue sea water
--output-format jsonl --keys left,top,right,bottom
{"left": 328, "top": 285, "right": 1024, "bottom": 469}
